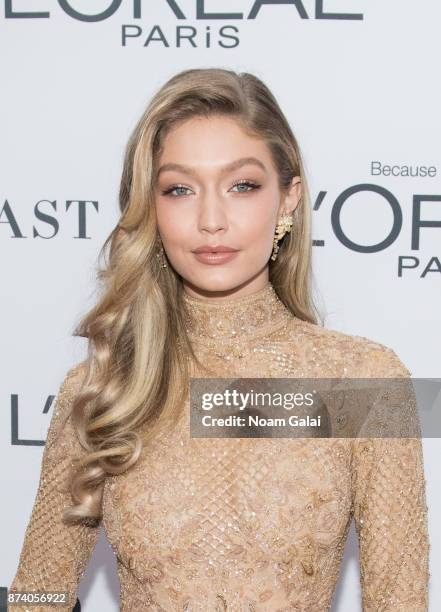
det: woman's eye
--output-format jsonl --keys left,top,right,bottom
{"left": 161, "top": 185, "right": 192, "bottom": 197}
{"left": 230, "top": 181, "right": 261, "bottom": 193}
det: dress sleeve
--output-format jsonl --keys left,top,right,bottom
{"left": 351, "top": 346, "right": 430, "bottom": 611}
{"left": 8, "top": 363, "right": 102, "bottom": 611}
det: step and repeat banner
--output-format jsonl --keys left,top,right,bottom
{"left": 1, "top": 1, "right": 440, "bottom": 610}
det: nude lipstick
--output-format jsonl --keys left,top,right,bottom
{"left": 192, "top": 245, "right": 240, "bottom": 265}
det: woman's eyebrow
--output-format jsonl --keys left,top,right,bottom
{"left": 157, "top": 156, "right": 267, "bottom": 178}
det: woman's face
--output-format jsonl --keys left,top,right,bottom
{"left": 154, "top": 114, "right": 301, "bottom": 298}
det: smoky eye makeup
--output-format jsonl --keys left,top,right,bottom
{"left": 159, "top": 178, "right": 263, "bottom": 198}
{"left": 160, "top": 183, "right": 191, "bottom": 197}
{"left": 230, "top": 179, "right": 262, "bottom": 193}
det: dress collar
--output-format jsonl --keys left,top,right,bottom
{"left": 182, "top": 281, "right": 294, "bottom": 344}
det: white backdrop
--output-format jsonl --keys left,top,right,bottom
{"left": 1, "top": 1, "right": 440, "bottom": 609}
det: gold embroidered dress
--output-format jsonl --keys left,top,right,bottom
{"left": 10, "top": 282, "right": 430, "bottom": 611}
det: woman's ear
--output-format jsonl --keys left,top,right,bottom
{"left": 278, "top": 176, "right": 302, "bottom": 217}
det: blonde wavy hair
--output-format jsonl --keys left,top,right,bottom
{"left": 64, "top": 67, "right": 322, "bottom": 525}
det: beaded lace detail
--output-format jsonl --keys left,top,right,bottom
{"left": 182, "top": 283, "right": 295, "bottom": 363}
{"left": 183, "top": 282, "right": 294, "bottom": 341}
{"left": 9, "top": 282, "right": 430, "bottom": 611}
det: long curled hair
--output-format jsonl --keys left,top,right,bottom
{"left": 63, "top": 67, "right": 322, "bottom": 525}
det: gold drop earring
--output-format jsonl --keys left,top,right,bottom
{"left": 156, "top": 241, "right": 168, "bottom": 269}
{"left": 270, "top": 213, "right": 293, "bottom": 261}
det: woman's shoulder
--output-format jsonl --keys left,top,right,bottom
{"left": 44, "top": 361, "right": 88, "bottom": 451}
{"left": 57, "top": 360, "right": 88, "bottom": 400}
{"left": 65, "top": 359, "right": 88, "bottom": 383}
{"left": 287, "top": 317, "right": 411, "bottom": 377}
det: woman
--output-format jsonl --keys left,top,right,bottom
{"left": 10, "top": 68, "right": 430, "bottom": 611}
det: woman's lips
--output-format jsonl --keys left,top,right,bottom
{"left": 192, "top": 251, "right": 240, "bottom": 265}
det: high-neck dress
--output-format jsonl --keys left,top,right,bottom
{"left": 9, "top": 282, "right": 430, "bottom": 611}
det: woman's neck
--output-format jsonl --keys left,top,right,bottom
{"left": 182, "top": 281, "right": 294, "bottom": 343}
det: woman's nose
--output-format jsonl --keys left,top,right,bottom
{"left": 197, "top": 188, "right": 229, "bottom": 234}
